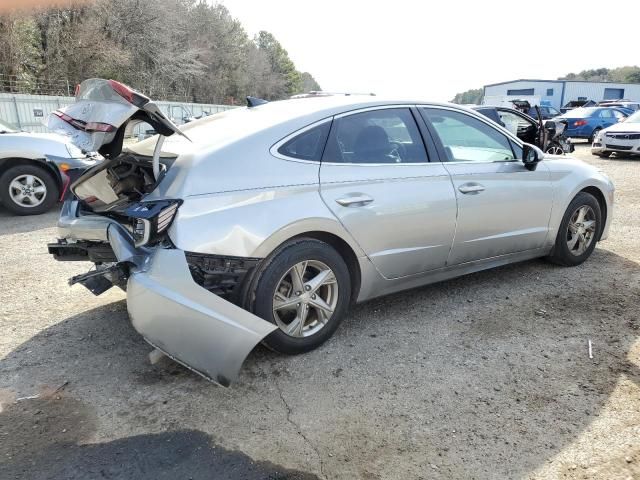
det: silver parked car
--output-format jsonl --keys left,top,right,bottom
{"left": 48, "top": 79, "right": 614, "bottom": 386}
{"left": 0, "top": 119, "right": 99, "bottom": 215}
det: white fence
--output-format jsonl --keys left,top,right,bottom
{"left": 0, "top": 93, "right": 235, "bottom": 133}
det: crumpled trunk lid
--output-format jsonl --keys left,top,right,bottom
{"left": 47, "top": 79, "right": 186, "bottom": 213}
{"left": 46, "top": 78, "right": 185, "bottom": 158}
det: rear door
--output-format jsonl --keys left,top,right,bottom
{"left": 598, "top": 109, "right": 618, "bottom": 129}
{"left": 319, "top": 106, "right": 457, "bottom": 279}
{"left": 420, "top": 107, "right": 553, "bottom": 265}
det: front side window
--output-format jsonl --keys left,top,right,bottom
{"left": 421, "top": 108, "right": 516, "bottom": 162}
{"left": 322, "top": 108, "right": 428, "bottom": 164}
{"left": 611, "top": 110, "right": 626, "bottom": 121}
{"left": 277, "top": 122, "right": 331, "bottom": 161}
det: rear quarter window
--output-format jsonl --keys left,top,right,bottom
{"left": 277, "top": 122, "right": 331, "bottom": 161}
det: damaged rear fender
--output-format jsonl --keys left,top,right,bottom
{"left": 126, "top": 248, "right": 276, "bottom": 387}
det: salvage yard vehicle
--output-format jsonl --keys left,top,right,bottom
{"left": 48, "top": 79, "right": 614, "bottom": 386}
{"left": 557, "top": 107, "right": 629, "bottom": 142}
{"left": 0, "top": 119, "right": 99, "bottom": 215}
{"left": 473, "top": 105, "right": 573, "bottom": 155}
{"left": 597, "top": 100, "right": 640, "bottom": 112}
{"left": 592, "top": 110, "right": 640, "bottom": 157}
{"left": 560, "top": 99, "right": 597, "bottom": 114}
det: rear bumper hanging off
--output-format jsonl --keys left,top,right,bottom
{"left": 50, "top": 201, "right": 277, "bottom": 386}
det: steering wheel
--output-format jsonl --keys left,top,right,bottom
{"left": 388, "top": 142, "right": 407, "bottom": 162}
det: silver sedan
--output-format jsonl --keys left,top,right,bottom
{"left": 48, "top": 79, "right": 614, "bottom": 386}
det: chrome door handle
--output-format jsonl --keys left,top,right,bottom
{"left": 335, "top": 194, "right": 374, "bottom": 207}
{"left": 458, "top": 183, "right": 485, "bottom": 194}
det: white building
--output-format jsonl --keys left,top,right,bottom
{"left": 483, "top": 79, "right": 640, "bottom": 110}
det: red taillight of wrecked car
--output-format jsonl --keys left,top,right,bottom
{"left": 85, "top": 122, "right": 115, "bottom": 133}
{"left": 108, "top": 79, "right": 149, "bottom": 108}
{"left": 108, "top": 79, "right": 134, "bottom": 103}
{"left": 573, "top": 120, "right": 588, "bottom": 127}
{"left": 52, "top": 110, "right": 115, "bottom": 133}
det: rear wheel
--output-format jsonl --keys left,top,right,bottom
{"left": 548, "top": 192, "right": 601, "bottom": 267}
{"left": 251, "top": 239, "right": 351, "bottom": 354}
{"left": 589, "top": 128, "right": 601, "bottom": 144}
{"left": 0, "top": 164, "right": 59, "bottom": 215}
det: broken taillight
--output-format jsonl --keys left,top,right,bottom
{"left": 108, "top": 80, "right": 149, "bottom": 108}
{"left": 125, "top": 200, "right": 182, "bottom": 247}
{"left": 52, "top": 110, "right": 115, "bottom": 133}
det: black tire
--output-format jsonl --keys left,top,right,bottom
{"left": 0, "top": 164, "right": 59, "bottom": 215}
{"left": 596, "top": 151, "right": 612, "bottom": 158}
{"left": 251, "top": 238, "right": 351, "bottom": 355}
{"left": 548, "top": 192, "right": 601, "bottom": 267}
{"left": 545, "top": 142, "right": 565, "bottom": 155}
{"left": 589, "top": 128, "right": 601, "bottom": 144}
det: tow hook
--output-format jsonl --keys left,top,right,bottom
{"left": 69, "top": 263, "right": 129, "bottom": 295}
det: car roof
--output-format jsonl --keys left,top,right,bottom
{"left": 130, "top": 96, "right": 477, "bottom": 157}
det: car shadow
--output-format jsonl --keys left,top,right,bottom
{"left": 0, "top": 394, "right": 318, "bottom": 480}
{"left": 608, "top": 153, "right": 640, "bottom": 162}
{"left": 1, "top": 248, "right": 638, "bottom": 479}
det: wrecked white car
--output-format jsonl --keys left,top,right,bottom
{"left": 48, "top": 79, "right": 613, "bottom": 386}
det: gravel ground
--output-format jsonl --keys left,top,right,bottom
{"left": 1, "top": 144, "right": 639, "bottom": 480}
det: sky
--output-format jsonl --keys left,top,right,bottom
{"left": 219, "top": 0, "right": 640, "bottom": 101}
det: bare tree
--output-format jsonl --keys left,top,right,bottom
{"left": 0, "top": 0, "right": 317, "bottom": 102}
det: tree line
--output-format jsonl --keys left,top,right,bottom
{"left": 0, "top": 0, "right": 321, "bottom": 104}
{"left": 452, "top": 66, "right": 640, "bottom": 105}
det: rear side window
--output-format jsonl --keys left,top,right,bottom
{"left": 322, "top": 108, "right": 428, "bottom": 164}
{"left": 277, "top": 122, "right": 331, "bottom": 161}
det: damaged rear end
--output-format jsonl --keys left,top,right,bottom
{"left": 47, "top": 79, "right": 275, "bottom": 386}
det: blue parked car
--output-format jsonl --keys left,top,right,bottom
{"left": 557, "top": 107, "right": 629, "bottom": 142}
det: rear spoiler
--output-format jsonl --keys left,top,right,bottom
{"left": 47, "top": 79, "right": 188, "bottom": 159}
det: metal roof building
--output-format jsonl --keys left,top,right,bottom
{"left": 483, "top": 79, "right": 640, "bottom": 110}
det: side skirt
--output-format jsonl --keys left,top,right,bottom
{"left": 357, "top": 247, "right": 551, "bottom": 302}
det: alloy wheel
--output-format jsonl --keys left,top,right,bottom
{"left": 566, "top": 205, "right": 597, "bottom": 256}
{"left": 8, "top": 174, "right": 47, "bottom": 208}
{"left": 546, "top": 145, "right": 564, "bottom": 155}
{"left": 272, "top": 260, "right": 339, "bottom": 337}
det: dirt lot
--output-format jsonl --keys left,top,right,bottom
{"left": 1, "top": 143, "right": 639, "bottom": 480}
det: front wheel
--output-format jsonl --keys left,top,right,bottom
{"left": 250, "top": 239, "right": 351, "bottom": 354}
{"left": 595, "top": 151, "right": 612, "bottom": 158}
{"left": 545, "top": 143, "right": 565, "bottom": 155}
{"left": 548, "top": 192, "right": 601, "bottom": 267}
{"left": 0, "top": 164, "right": 59, "bottom": 215}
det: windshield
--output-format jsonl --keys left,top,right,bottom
{"left": 625, "top": 111, "right": 640, "bottom": 123}
{"left": 0, "top": 120, "right": 17, "bottom": 133}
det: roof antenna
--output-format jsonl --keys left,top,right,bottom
{"left": 247, "top": 96, "right": 268, "bottom": 107}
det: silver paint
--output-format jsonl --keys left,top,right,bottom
{"left": 55, "top": 95, "right": 615, "bottom": 385}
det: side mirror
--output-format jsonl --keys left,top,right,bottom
{"left": 522, "top": 143, "right": 544, "bottom": 170}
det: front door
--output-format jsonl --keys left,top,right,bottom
{"left": 319, "top": 107, "right": 457, "bottom": 279}
{"left": 420, "top": 107, "right": 554, "bottom": 266}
